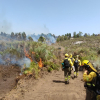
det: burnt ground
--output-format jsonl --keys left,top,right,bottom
{"left": 0, "top": 65, "right": 21, "bottom": 99}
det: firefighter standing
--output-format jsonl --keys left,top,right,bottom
{"left": 62, "top": 53, "right": 73, "bottom": 84}
{"left": 82, "top": 60, "right": 100, "bottom": 100}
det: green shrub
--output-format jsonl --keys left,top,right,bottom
{"left": 23, "top": 61, "right": 39, "bottom": 78}
{"left": 48, "top": 67, "right": 53, "bottom": 72}
{"left": 34, "top": 44, "right": 54, "bottom": 61}
{"left": 44, "top": 61, "right": 60, "bottom": 72}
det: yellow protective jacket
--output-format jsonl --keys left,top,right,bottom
{"left": 78, "top": 59, "right": 81, "bottom": 66}
{"left": 62, "top": 57, "right": 73, "bottom": 67}
{"left": 69, "top": 57, "right": 75, "bottom": 65}
{"left": 83, "top": 71, "right": 97, "bottom": 82}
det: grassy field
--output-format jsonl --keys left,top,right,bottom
{"left": 57, "top": 36, "right": 100, "bottom": 69}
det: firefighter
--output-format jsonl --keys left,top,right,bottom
{"left": 74, "top": 55, "right": 81, "bottom": 78}
{"left": 69, "top": 53, "right": 75, "bottom": 72}
{"left": 82, "top": 60, "right": 100, "bottom": 100}
{"left": 62, "top": 53, "right": 73, "bottom": 84}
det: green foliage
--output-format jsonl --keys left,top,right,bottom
{"left": 34, "top": 44, "right": 54, "bottom": 61}
{"left": 43, "top": 61, "right": 60, "bottom": 72}
{"left": 23, "top": 61, "right": 39, "bottom": 78}
{"left": 48, "top": 67, "right": 53, "bottom": 72}
{"left": 38, "top": 36, "right": 46, "bottom": 42}
{"left": 0, "top": 51, "right": 3, "bottom": 55}
{"left": 56, "top": 34, "right": 70, "bottom": 42}
{"left": 28, "top": 36, "right": 33, "bottom": 41}
{"left": 22, "top": 32, "right": 26, "bottom": 40}
{"left": 11, "top": 32, "right": 14, "bottom": 38}
{"left": 57, "top": 36, "right": 100, "bottom": 63}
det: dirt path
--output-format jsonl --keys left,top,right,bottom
{"left": 4, "top": 69, "right": 86, "bottom": 100}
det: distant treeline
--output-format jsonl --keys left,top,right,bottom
{"left": 0, "top": 32, "right": 57, "bottom": 42}
{"left": 56, "top": 31, "right": 98, "bottom": 42}
{"left": 0, "top": 31, "right": 99, "bottom": 43}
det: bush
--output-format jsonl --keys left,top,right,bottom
{"left": 34, "top": 44, "right": 54, "bottom": 61}
{"left": 44, "top": 61, "right": 60, "bottom": 72}
{"left": 48, "top": 67, "right": 53, "bottom": 72}
{"left": 23, "top": 61, "right": 40, "bottom": 78}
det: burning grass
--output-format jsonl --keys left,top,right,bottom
{"left": 0, "top": 40, "right": 60, "bottom": 80}
{"left": 23, "top": 61, "right": 40, "bottom": 78}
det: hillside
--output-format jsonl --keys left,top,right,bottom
{"left": 0, "top": 36, "right": 100, "bottom": 100}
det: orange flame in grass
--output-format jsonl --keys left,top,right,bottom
{"left": 24, "top": 48, "right": 33, "bottom": 62}
{"left": 38, "top": 58, "right": 43, "bottom": 68}
{"left": 32, "top": 51, "right": 35, "bottom": 55}
{"left": 24, "top": 49, "right": 43, "bottom": 68}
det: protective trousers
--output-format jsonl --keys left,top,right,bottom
{"left": 86, "top": 88, "right": 97, "bottom": 100}
{"left": 74, "top": 67, "right": 78, "bottom": 77}
{"left": 64, "top": 67, "right": 71, "bottom": 82}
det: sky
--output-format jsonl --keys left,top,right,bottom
{"left": 0, "top": 0, "right": 100, "bottom": 36}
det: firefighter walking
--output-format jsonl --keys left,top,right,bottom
{"left": 62, "top": 53, "right": 73, "bottom": 84}
{"left": 74, "top": 55, "right": 81, "bottom": 78}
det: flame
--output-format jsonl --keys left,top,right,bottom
{"left": 24, "top": 48, "right": 33, "bottom": 62}
{"left": 24, "top": 49, "right": 43, "bottom": 68}
{"left": 38, "top": 58, "right": 43, "bottom": 68}
{"left": 32, "top": 51, "right": 35, "bottom": 55}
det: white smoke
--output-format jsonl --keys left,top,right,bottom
{"left": 17, "top": 57, "right": 31, "bottom": 68}
{"left": 0, "top": 20, "right": 12, "bottom": 34}
{"left": 0, "top": 10, "right": 12, "bottom": 34}
{"left": 28, "top": 33, "right": 56, "bottom": 44}
{"left": 92, "top": 58, "right": 100, "bottom": 70}
{"left": 0, "top": 54, "right": 31, "bottom": 68}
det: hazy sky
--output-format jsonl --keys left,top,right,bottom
{"left": 0, "top": 0, "right": 100, "bottom": 36}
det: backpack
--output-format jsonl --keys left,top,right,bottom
{"left": 85, "top": 72, "right": 100, "bottom": 95}
{"left": 63, "top": 59, "right": 70, "bottom": 68}
{"left": 95, "top": 72, "right": 100, "bottom": 95}
{"left": 74, "top": 60, "right": 79, "bottom": 67}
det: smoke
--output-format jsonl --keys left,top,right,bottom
{"left": 92, "top": 58, "right": 100, "bottom": 70}
{"left": 31, "top": 24, "right": 49, "bottom": 35}
{"left": 27, "top": 24, "right": 57, "bottom": 44}
{"left": 0, "top": 54, "right": 31, "bottom": 68}
{"left": 44, "top": 24, "right": 49, "bottom": 34}
{"left": 0, "top": 10, "right": 12, "bottom": 34}
{"left": 16, "top": 57, "right": 31, "bottom": 68}
{"left": 0, "top": 54, "right": 5, "bottom": 64}
{"left": 0, "top": 20, "right": 12, "bottom": 34}
{"left": 28, "top": 33, "right": 56, "bottom": 44}
{"left": 45, "top": 33, "right": 56, "bottom": 43}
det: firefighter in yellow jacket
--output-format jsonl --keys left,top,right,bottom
{"left": 69, "top": 53, "right": 75, "bottom": 72}
{"left": 74, "top": 55, "right": 81, "bottom": 78}
{"left": 82, "top": 60, "right": 100, "bottom": 100}
{"left": 62, "top": 53, "right": 73, "bottom": 84}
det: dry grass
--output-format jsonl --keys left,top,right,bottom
{"left": 57, "top": 36, "right": 100, "bottom": 62}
